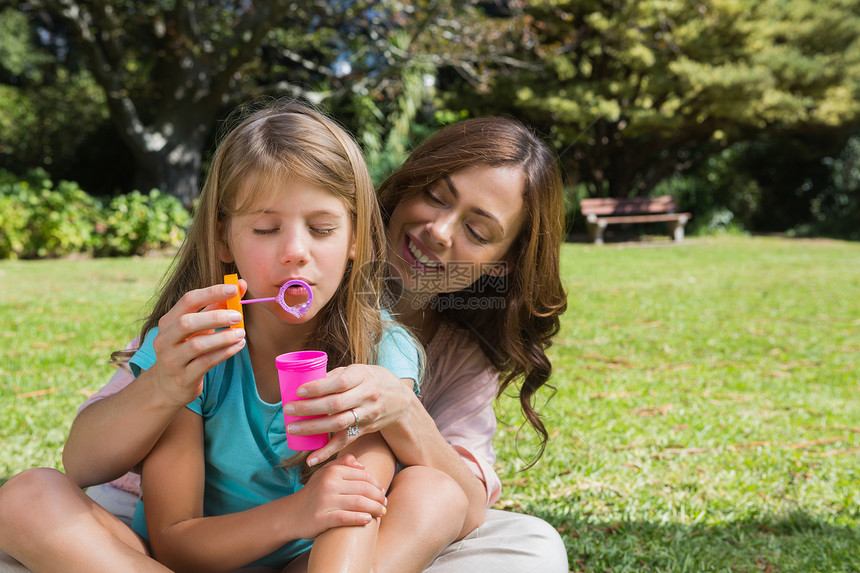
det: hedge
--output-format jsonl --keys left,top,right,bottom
{"left": 0, "top": 169, "right": 190, "bottom": 259}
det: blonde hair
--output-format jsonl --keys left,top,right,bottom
{"left": 137, "top": 99, "right": 386, "bottom": 368}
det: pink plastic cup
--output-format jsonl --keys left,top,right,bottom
{"left": 276, "top": 350, "right": 329, "bottom": 451}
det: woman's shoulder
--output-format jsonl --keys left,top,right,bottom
{"left": 426, "top": 320, "right": 497, "bottom": 377}
{"left": 428, "top": 319, "right": 479, "bottom": 353}
{"left": 420, "top": 319, "right": 500, "bottom": 410}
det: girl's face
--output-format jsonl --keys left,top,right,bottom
{"left": 387, "top": 164, "right": 526, "bottom": 296}
{"left": 219, "top": 176, "right": 355, "bottom": 326}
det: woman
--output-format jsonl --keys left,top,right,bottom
{"left": 0, "top": 116, "right": 569, "bottom": 573}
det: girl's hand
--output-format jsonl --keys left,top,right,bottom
{"left": 282, "top": 364, "right": 416, "bottom": 465}
{"left": 290, "top": 454, "right": 388, "bottom": 539}
{"left": 148, "top": 281, "right": 248, "bottom": 407}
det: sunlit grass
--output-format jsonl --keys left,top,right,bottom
{"left": 495, "top": 236, "right": 860, "bottom": 572}
{"left": 2, "top": 236, "right": 858, "bottom": 571}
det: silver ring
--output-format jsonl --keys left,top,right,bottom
{"left": 347, "top": 408, "right": 359, "bottom": 437}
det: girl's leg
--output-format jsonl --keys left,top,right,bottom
{"left": 374, "top": 466, "right": 469, "bottom": 573}
{"left": 0, "top": 468, "right": 170, "bottom": 573}
{"left": 84, "top": 482, "right": 139, "bottom": 527}
{"left": 423, "top": 509, "right": 569, "bottom": 573}
{"left": 306, "top": 433, "right": 395, "bottom": 573}
{"left": 0, "top": 547, "right": 29, "bottom": 573}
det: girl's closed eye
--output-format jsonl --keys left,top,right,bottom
{"left": 253, "top": 227, "right": 279, "bottom": 236}
{"left": 310, "top": 225, "right": 336, "bottom": 236}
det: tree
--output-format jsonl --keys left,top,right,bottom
{"left": 439, "top": 0, "right": 860, "bottom": 198}
{"left": 9, "top": 1, "right": 304, "bottom": 205}
{"left": 0, "top": 7, "right": 123, "bottom": 190}
{"left": 7, "top": 1, "right": 507, "bottom": 204}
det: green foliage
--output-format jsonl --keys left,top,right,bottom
{"left": 96, "top": 190, "right": 191, "bottom": 257}
{"left": 0, "top": 169, "right": 189, "bottom": 259}
{"left": 346, "top": 31, "right": 437, "bottom": 185}
{"left": 652, "top": 148, "right": 762, "bottom": 235}
{"left": 0, "top": 9, "right": 111, "bottom": 186}
{"left": 0, "top": 169, "right": 101, "bottom": 258}
{"left": 563, "top": 183, "right": 591, "bottom": 236}
{"left": 802, "top": 135, "right": 860, "bottom": 240}
{"left": 440, "top": 0, "right": 860, "bottom": 200}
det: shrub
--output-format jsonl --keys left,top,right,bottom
{"left": 798, "top": 135, "right": 860, "bottom": 240}
{"left": 95, "top": 189, "right": 191, "bottom": 256}
{"left": 0, "top": 169, "right": 189, "bottom": 259}
{"left": 0, "top": 170, "right": 102, "bottom": 258}
{"left": 650, "top": 146, "right": 766, "bottom": 236}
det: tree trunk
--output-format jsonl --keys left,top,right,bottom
{"left": 131, "top": 130, "right": 208, "bottom": 208}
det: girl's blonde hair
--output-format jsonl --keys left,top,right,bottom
{"left": 137, "top": 99, "right": 386, "bottom": 368}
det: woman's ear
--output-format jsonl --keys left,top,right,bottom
{"left": 217, "top": 221, "right": 234, "bottom": 263}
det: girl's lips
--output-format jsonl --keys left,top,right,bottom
{"left": 284, "top": 285, "right": 308, "bottom": 296}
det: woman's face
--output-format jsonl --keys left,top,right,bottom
{"left": 387, "top": 164, "right": 526, "bottom": 297}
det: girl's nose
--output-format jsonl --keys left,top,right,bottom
{"left": 279, "top": 229, "right": 309, "bottom": 265}
{"left": 426, "top": 214, "right": 455, "bottom": 249}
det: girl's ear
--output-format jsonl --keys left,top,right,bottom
{"left": 347, "top": 225, "right": 357, "bottom": 260}
{"left": 217, "top": 221, "right": 234, "bottom": 263}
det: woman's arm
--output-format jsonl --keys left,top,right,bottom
{"left": 142, "top": 408, "right": 389, "bottom": 573}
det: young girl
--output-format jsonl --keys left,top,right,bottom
{"left": 127, "top": 100, "right": 428, "bottom": 572}
{"left": 0, "top": 100, "right": 429, "bottom": 572}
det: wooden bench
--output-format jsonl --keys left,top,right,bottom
{"left": 579, "top": 195, "right": 691, "bottom": 245}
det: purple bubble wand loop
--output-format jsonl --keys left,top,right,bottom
{"left": 240, "top": 279, "right": 313, "bottom": 318}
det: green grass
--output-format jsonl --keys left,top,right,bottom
{"left": 494, "top": 236, "right": 860, "bottom": 572}
{"left": 2, "top": 236, "right": 859, "bottom": 571}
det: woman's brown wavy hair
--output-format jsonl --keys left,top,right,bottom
{"left": 377, "top": 116, "right": 567, "bottom": 464}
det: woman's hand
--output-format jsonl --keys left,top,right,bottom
{"left": 282, "top": 364, "right": 417, "bottom": 465}
{"left": 290, "top": 454, "right": 388, "bottom": 540}
{"left": 148, "top": 281, "right": 248, "bottom": 407}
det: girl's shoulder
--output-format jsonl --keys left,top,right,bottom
{"left": 378, "top": 310, "right": 424, "bottom": 390}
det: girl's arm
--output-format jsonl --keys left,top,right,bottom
{"left": 63, "top": 364, "right": 183, "bottom": 488}
{"left": 306, "top": 432, "right": 396, "bottom": 573}
{"left": 142, "top": 408, "right": 388, "bottom": 573}
{"left": 63, "top": 283, "right": 246, "bottom": 488}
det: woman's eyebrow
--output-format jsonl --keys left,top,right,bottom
{"left": 443, "top": 175, "right": 505, "bottom": 232}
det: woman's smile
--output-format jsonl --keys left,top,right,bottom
{"left": 404, "top": 234, "right": 444, "bottom": 272}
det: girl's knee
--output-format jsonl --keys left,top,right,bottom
{"left": 0, "top": 468, "right": 76, "bottom": 523}
{"left": 392, "top": 466, "right": 469, "bottom": 517}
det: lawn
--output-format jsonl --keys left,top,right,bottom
{"left": 2, "top": 236, "right": 858, "bottom": 572}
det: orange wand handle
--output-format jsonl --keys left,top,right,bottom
{"left": 224, "top": 273, "right": 244, "bottom": 330}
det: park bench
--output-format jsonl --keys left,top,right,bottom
{"left": 579, "top": 195, "right": 691, "bottom": 245}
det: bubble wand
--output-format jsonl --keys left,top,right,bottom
{"left": 223, "top": 273, "right": 313, "bottom": 329}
